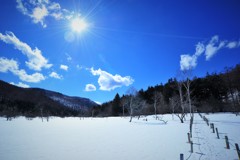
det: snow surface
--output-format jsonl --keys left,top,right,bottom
{"left": 0, "top": 113, "right": 239, "bottom": 160}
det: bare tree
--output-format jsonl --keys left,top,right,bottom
{"left": 121, "top": 96, "right": 129, "bottom": 117}
{"left": 177, "top": 81, "right": 184, "bottom": 114}
{"left": 153, "top": 91, "right": 162, "bottom": 120}
{"left": 174, "top": 73, "right": 188, "bottom": 123}
{"left": 126, "top": 87, "right": 137, "bottom": 122}
{"left": 177, "top": 70, "right": 194, "bottom": 114}
{"left": 181, "top": 70, "right": 194, "bottom": 136}
{"left": 129, "top": 95, "right": 146, "bottom": 122}
{"left": 169, "top": 95, "right": 178, "bottom": 120}
{"left": 126, "top": 87, "right": 146, "bottom": 122}
{"left": 135, "top": 95, "right": 146, "bottom": 120}
{"left": 183, "top": 78, "right": 193, "bottom": 117}
{"left": 176, "top": 70, "right": 194, "bottom": 137}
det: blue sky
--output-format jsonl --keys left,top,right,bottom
{"left": 0, "top": 0, "right": 240, "bottom": 104}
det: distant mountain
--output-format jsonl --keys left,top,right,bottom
{"left": 0, "top": 80, "right": 97, "bottom": 117}
{"left": 45, "top": 90, "right": 97, "bottom": 110}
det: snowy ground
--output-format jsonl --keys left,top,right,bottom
{"left": 0, "top": 113, "right": 239, "bottom": 160}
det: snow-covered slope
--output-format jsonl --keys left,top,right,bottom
{"left": 0, "top": 80, "right": 97, "bottom": 112}
{"left": 0, "top": 113, "right": 239, "bottom": 160}
{"left": 45, "top": 90, "right": 97, "bottom": 110}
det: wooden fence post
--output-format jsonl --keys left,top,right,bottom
{"left": 187, "top": 133, "right": 191, "bottom": 143}
{"left": 190, "top": 141, "right": 193, "bottom": 153}
{"left": 216, "top": 128, "right": 220, "bottom": 139}
{"left": 211, "top": 123, "right": 215, "bottom": 133}
{"left": 235, "top": 143, "right": 240, "bottom": 159}
{"left": 180, "top": 153, "right": 184, "bottom": 160}
{"left": 206, "top": 118, "right": 209, "bottom": 126}
{"left": 225, "top": 136, "right": 230, "bottom": 149}
{"left": 203, "top": 116, "right": 209, "bottom": 126}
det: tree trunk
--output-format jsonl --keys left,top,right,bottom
{"left": 129, "top": 96, "right": 133, "bottom": 122}
{"left": 177, "top": 81, "right": 185, "bottom": 122}
{"left": 129, "top": 116, "right": 132, "bottom": 122}
{"left": 154, "top": 100, "right": 157, "bottom": 120}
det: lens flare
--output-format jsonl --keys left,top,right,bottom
{"left": 71, "top": 18, "right": 88, "bottom": 33}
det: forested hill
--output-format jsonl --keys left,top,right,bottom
{"left": 1, "top": 64, "right": 239, "bottom": 118}
{"left": 0, "top": 80, "right": 97, "bottom": 118}
{"left": 94, "top": 64, "right": 240, "bottom": 117}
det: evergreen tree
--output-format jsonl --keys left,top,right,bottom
{"left": 112, "top": 93, "right": 121, "bottom": 116}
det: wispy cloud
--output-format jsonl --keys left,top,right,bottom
{"left": 14, "top": 69, "right": 45, "bottom": 83}
{"left": 49, "top": 71, "right": 62, "bottom": 79}
{"left": 205, "top": 36, "right": 226, "bottom": 61}
{"left": 65, "top": 53, "right": 72, "bottom": 61}
{"left": 0, "top": 31, "right": 52, "bottom": 71}
{"left": 226, "top": 41, "right": 240, "bottom": 49}
{"left": 85, "top": 84, "right": 97, "bottom": 92}
{"left": 48, "top": 2, "right": 61, "bottom": 10}
{"left": 16, "top": 0, "right": 76, "bottom": 28}
{"left": 180, "top": 35, "right": 240, "bottom": 71}
{"left": 10, "top": 81, "right": 30, "bottom": 88}
{"left": 76, "top": 65, "right": 83, "bottom": 70}
{"left": 0, "top": 57, "right": 18, "bottom": 73}
{"left": 60, "top": 64, "right": 68, "bottom": 71}
{"left": 90, "top": 68, "right": 134, "bottom": 91}
{"left": 180, "top": 42, "right": 205, "bottom": 71}
{"left": 0, "top": 57, "right": 45, "bottom": 83}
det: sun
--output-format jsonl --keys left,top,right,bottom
{"left": 71, "top": 18, "right": 88, "bottom": 33}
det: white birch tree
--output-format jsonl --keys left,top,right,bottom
{"left": 126, "top": 87, "right": 137, "bottom": 122}
{"left": 153, "top": 91, "right": 162, "bottom": 120}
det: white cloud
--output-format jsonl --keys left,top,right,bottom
{"left": 16, "top": 0, "right": 75, "bottom": 28}
{"left": 226, "top": 41, "right": 240, "bottom": 49}
{"left": 14, "top": 69, "right": 45, "bottom": 82}
{"left": 180, "top": 54, "right": 197, "bottom": 71}
{"left": 180, "top": 43, "right": 205, "bottom": 71}
{"left": 48, "top": 2, "right": 61, "bottom": 10}
{"left": 85, "top": 84, "right": 97, "bottom": 92}
{"left": 0, "top": 31, "right": 52, "bottom": 71}
{"left": 180, "top": 35, "right": 240, "bottom": 71}
{"left": 90, "top": 68, "right": 134, "bottom": 91}
{"left": 0, "top": 57, "right": 18, "bottom": 72}
{"left": 205, "top": 35, "right": 226, "bottom": 61}
{"left": 50, "top": 12, "right": 62, "bottom": 20}
{"left": 194, "top": 42, "right": 205, "bottom": 56}
{"left": 10, "top": 82, "right": 30, "bottom": 88}
{"left": 0, "top": 57, "right": 45, "bottom": 83}
{"left": 16, "top": 0, "right": 28, "bottom": 15}
{"left": 49, "top": 71, "right": 62, "bottom": 79}
{"left": 31, "top": 5, "right": 48, "bottom": 28}
{"left": 60, "top": 64, "right": 68, "bottom": 71}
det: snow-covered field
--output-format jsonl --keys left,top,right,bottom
{"left": 0, "top": 113, "right": 239, "bottom": 160}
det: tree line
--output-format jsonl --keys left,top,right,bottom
{"left": 0, "top": 96, "right": 81, "bottom": 119}
{"left": 1, "top": 64, "right": 239, "bottom": 120}
{"left": 92, "top": 64, "right": 240, "bottom": 119}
